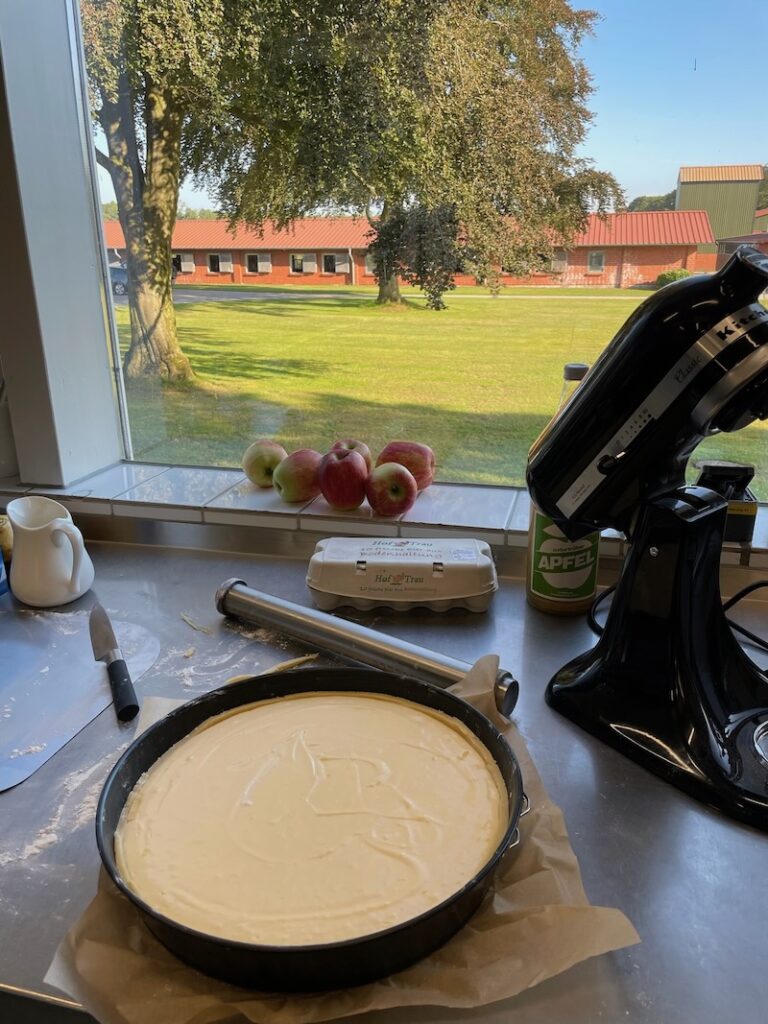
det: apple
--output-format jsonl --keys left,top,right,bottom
{"left": 330, "top": 438, "right": 372, "bottom": 472}
{"left": 241, "top": 439, "right": 288, "bottom": 487}
{"left": 319, "top": 449, "right": 369, "bottom": 510}
{"left": 365, "top": 462, "right": 418, "bottom": 516}
{"left": 272, "top": 449, "right": 323, "bottom": 502}
{"left": 376, "top": 441, "right": 435, "bottom": 490}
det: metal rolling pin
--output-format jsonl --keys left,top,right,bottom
{"left": 215, "top": 578, "right": 519, "bottom": 716}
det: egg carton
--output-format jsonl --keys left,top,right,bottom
{"left": 306, "top": 537, "right": 498, "bottom": 613}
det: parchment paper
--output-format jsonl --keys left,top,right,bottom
{"left": 45, "top": 655, "right": 639, "bottom": 1023}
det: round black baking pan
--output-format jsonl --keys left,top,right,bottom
{"left": 96, "top": 667, "right": 525, "bottom": 992}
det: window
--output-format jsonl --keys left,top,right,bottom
{"left": 551, "top": 249, "right": 568, "bottom": 274}
{"left": 364, "top": 253, "right": 376, "bottom": 275}
{"left": 172, "top": 252, "right": 194, "bottom": 275}
{"left": 249, "top": 250, "right": 274, "bottom": 272}
{"left": 10, "top": 1, "right": 762, "bottom": 499}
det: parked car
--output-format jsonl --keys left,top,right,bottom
{"left": 109, "top": 264, "right": 128, "bottom": 295}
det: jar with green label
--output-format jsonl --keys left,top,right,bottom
{"left": 526, "top": 364, "right": 600, "bottom": 615}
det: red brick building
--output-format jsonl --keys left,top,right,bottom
{"left": 103, "top": 210, "right": 715, "bottom": 290}
{"left": 103, "top": 218, "right": 373, "bottom": 287}
{"left": 456, "top": 210, "right": 715, "bottom": 288}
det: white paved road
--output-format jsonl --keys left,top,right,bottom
{"left": 113, "top": 287, "right": 644, "bottom": 305}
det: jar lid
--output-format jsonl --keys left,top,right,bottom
{"left": 564, "top": 363, "right": 589, "bottom": 381}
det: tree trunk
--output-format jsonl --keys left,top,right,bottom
{"left": 376, "top": 269, "right": 402, "bottom": 304}
{"left": 372, "top": 200, "right": 404, "bottom": 304}
{"left": 124, "top": 273, "right": 191, "bottom": 379}
{"left": 99, "top": 75, "right": 192, "bottom": 381}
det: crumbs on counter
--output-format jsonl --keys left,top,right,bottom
{"left": 9, "top": 744, "right": 47, "bottom": 759}
{"left": 180, "top": 612, "right": 213, "bottom": 634}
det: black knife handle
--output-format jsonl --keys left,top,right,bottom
{"left": 107, "top": 659, "right": 139, "bottom": 722}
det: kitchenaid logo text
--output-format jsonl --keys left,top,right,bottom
{"left": 713, "top": 306, "right": 768, "bottom": 343}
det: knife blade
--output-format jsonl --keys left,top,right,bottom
{"left": 89, "top": 603, "right": 139, "bottom": 722}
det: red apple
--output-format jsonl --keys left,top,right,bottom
{"left": 376, "top": 441, "right": 435, "bottom": 489}
{"left": 330, "top": 438, "right": 372, "bottom": 472}
{"left": 319, "top": 449, "right": 369, "bottom": 510}
{"left": 241, "top": 439, "right": 288, "bottom": 487}
{"left": 365, "top": 463, "right": 418, "bottom": 516}
{"left": 272, "top": 449, "right": 322, "bottom": 502}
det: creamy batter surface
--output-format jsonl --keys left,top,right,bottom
{"left": 115, "top": 692, "right": 508, "bottom": 945}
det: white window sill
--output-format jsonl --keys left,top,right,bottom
{"left": 2, "top": 464, "right": 767, "bottom": 568}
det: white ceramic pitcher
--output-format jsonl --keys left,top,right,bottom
{"left": 6, "top": 496, "right": 95, "bottom": 607}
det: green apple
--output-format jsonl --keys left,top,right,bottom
{"left": 242, "top": 440, "right": 288, "bottom": 487}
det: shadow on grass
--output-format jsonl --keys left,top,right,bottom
{"left": 125, "top": 382, "right": 550, "bottom": 485}
{"left": 125, "top": 377, "right": 768, "bottom": 493}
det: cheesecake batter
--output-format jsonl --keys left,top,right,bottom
{"left": 115, "top": 692, "right": 508, "bottom": 945}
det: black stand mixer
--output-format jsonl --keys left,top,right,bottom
{"left": 527, "top": 246, "right": 768, "bottom": 829}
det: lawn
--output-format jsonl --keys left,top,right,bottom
{"left": 116, "top": 291, "right": 768, "bottom": 497}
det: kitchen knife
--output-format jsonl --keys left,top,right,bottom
{"left": 89, "top": 603, "right": 139, "bottom": 722}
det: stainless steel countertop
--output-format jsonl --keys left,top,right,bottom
{"left": 2, "top": 540, "right": 767, "bottom": 1023}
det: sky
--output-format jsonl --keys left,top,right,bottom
{"left": 96, "top": 0, "right": 768, "bottom": 210}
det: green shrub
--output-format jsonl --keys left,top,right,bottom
{"left": 656, "top": 268, "right": 691, "bottom": 288}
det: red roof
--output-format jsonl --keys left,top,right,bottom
{"left": 103, "top": 210, "right": 713, "bottom": 252}
{"left": 571, "top": 210, "right": 713, "bottom": 247}
{"left": 103, "top": 217, "right": 371, "bottom": 251}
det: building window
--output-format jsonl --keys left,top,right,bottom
{"left": 323, "top": 253, "right": 338, "bottom": 274}
{"left": 246, "top": 253, "right": 273, "bottom": 274}
{"left": 291, "top": 254, "right": 304, "bottom": 273}
{"left": 587, "top": 251, "right": 605, "bottom": 273}
{"left": 208, "top": 253, "right": 220, "bottom": 274}
{"left": 172, "top": 252, "right": 194, "bottom": 275}
{"left": 364, "top": 253, "right": 376, "bottom": 275}
{"left": 551, "top": 249, "right": 568, "bottom": 274}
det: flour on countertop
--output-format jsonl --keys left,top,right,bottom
{"left": 9, "top": 744, "right": 47, "bottom": 758}
{"left": 0, "top": 744, "right": 128, "bottom": 866}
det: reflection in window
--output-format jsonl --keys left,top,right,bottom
{"left": 291, "top": 254, "right": 304, "bottom": 273}
{"left": 588, "top": 251, "right": 605, "bottom": 273}
{"left": 323, "top": 253, "right": 337, "bottom": 274}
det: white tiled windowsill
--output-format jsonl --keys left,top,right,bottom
{"left": 1, "top": 462, "right": 767, "bottom": 567}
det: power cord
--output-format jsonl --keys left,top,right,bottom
{"left": 587, "top": 580, "right": 768, "bottom": 656}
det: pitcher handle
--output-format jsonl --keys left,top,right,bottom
{"left": 51, "top": 520, "right": 86, "bottom": 594}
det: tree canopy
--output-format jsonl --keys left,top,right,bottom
{"left": 83, "top": 0, "right": 622, "bottom": 376}
{"left": 628, "top": 190, "right": 676, "bottom": 212}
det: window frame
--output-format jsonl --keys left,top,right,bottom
{"left": 290, "top": 253, "right": 304, "bottom": 274}
{"left": 587, "top": 250, "right": 605, "bottom": 274}
{"left": 0, "top": 0, "right": 128, "bottom": 482}
{"left": 364, "top": 253, "right": 376, "bottom": 276}
{"left": 322, "top": 252, "right": 338, "bottom": 275}
{"left": 207, "top": 253, "right": 221, "bottom": 274}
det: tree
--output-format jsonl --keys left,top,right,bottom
{"left": 214, "top": 1, "right": 622, "bottom": 308}
{"left": 376, "top": 205, "right": 462, "bottom": 310}
{"left": 177, "top": 203, "right": 222, "bottom": 220}
{"left": 101, "top": 200, "right": 119, "bottom": 218}
{"left": 81, "top": 1, "right": 263, "bottom": 380}
{"left": 628, "top": 191, "right": 676, "bottom": 212}
{"left": 362, "top": 2, "right": 624, "bottom": 306}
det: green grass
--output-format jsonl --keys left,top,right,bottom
{"left": 118, "top": 291, "right": 768, "bottom": 496}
